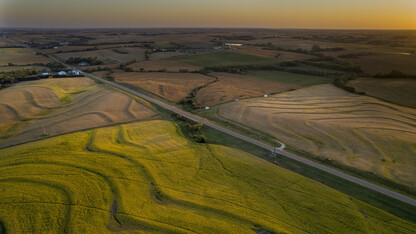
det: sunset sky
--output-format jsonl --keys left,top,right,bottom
{"left": 1, "top": 0, "right": 415, "bottom": 29}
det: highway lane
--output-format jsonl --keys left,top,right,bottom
{"left": 21, "top": 40, "right": 416, "bottom": 207}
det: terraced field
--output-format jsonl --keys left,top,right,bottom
{"left": 0, "top": 120, "right": 415, "bottom": 233}
{"left": 0, "top": 78, "right": 156, "bottom": 148}
{"left": 113, "top": 71, "right": 215, "bottom": 102}
{"left": 195, "top": 72, "right": 299, "bottom": 107}
{"left": 218, "top": 84, "right": 416, "bottom": 187}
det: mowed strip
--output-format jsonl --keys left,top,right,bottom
{"left": 0, "top": 78, "right": 157, "bottom": 148}
{"left": 195, "top": 72, "right": 300, "bottom": 107}
{"left": 218, "top": 84, "right": 416, "bottom": 187}
{"left": 113, "top": 71, "right": 215, "bottom": 102}
{"left": 0, "top": 120, "right": 414, "bottom": 233}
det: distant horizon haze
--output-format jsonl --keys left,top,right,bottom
{"left": 0, "top": 0, "right": 415, "bottom": 30}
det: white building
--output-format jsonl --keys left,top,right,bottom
{"left": 58, "top": 71, "right": 67, "bottom": 76}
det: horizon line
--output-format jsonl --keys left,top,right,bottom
{"left": 1, "top": 26, "right": 416, "bottom": 31}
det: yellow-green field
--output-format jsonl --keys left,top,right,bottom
{"left": 0, "top": 78, "right": 156, "bottom": 148}
{"left": 218, "top": 84, "right": 416, "bottom": 187}
{"left": 0, "top": 120, "right": 415, "bottom": 233}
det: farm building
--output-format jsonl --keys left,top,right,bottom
{"left": 68, "top": 70, "right": 80, "bottom": 75}
{"left": 58, "top": 71, "right": 67, "bottom": 76}
{"left": 78, "top": 62, "right": 89, "bottom": 66}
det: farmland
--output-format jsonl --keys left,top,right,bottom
{"left": 0, "top": 120, "right": 415, "bottom": 233}
{"left": 171, "top": 51, "right": 278, "bottom": 67}
{"left": 0, "top": 48, "right": 52, "bottom": 66}
{"left": 1, "top": 28, "right": 416, "bottom": 232}
{"left": 348, "top": 78, "right": 416, "bottom": 108}
{"left": 217, "top": 84, "right": 416, "bottom": 187}
{"left": 195, "top": 72, "right": 299, "bottom": 107}
{"left": 246, "top": 70, "right": 334, "bottom": 87}
{"left": 113, "top": 71, "right": 215, "bottom": 102}
{"left": 54, "top": 47, "right": 146, "bottom": 64}
{"left": 0, "top": 78, "right": 156, "bottom": 148}
{"left": 127, "top": 60, "right": 202, "bottom": 72}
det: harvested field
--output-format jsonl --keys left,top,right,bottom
{"left": 113, "top": 71, "right": 215, "bottom": 102}
{"left": 127, "top": 60, "right": 201, "bottom": 72}
{"left": 0, "top": 48, "right": 52, "bottom": 66}
{"left": 195, "top": 72, "right": 299, "bottom": 107}
{"left": 150, "top": 51, "right": 188, "bottom": 60}
{"left": 218, "top": 84, "right": 416, "bottom": 187}
{"left": 55, "top": 48, "right": 146, "bottom": 64}
{"left": 0, "top": 65, "right": 49, "bottom": 72}
{"left": 0, "top": 78, "right": 156, "bottom": 148}
{"left": 0, "top": 38, "right": 19, "bottom": 47}
{"left": 171, "top": 51, "right": 277, "bottom": 67}
{"left": 234, "top": 48, "right": 316, "bottom": 61}
{"left": 0, "top": 120, "right": 414, "bottom": 233}
{"left": 345, "top": 52, "right": 416, "bottom": 75}
{"left": 247, "top": 70, "right": 333, "bottom": 87}
{"left": 349, "top": 78, "right": 416, "bottom": 108}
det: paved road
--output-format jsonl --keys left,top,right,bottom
{"left": 21, "top": 40, "right": 416, "bottom": 207}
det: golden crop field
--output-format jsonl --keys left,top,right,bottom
{"left": 0, "top": 120, "right": 414, "bottom": 233}
{"left": 0, "top": 78, "right": 156, "bottom": 148}
{"left": 195, "top": 72, "right": 299, "bottom": 107}
{"left": 349, "top": 78, "right": 416, "bottom": 108}
{"left": 113, "top": 71, "right": 215, "bottom": 102}
{"left": 218, "top": 84, "right": 416, "bottom": 187}
{"left": 0, "top": 48, "right": 52, "bottom": 66}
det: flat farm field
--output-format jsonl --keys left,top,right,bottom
{"left": 0, "top": 78, "right": 156, "bottom": 148}
{"left": 54, "top": 48, "right": 146, "bottom": 64}
{"left": 113, "top": 71, "right": 215, "bottom": 102}
{"left": 218, "top": 84, "right": 416, "bottom": 187}
{"left": 127, "top": 60, "right": 202, "bottom": 72}
{"left": 349, "top": 78, "right": 416, "bottom": 109}
{"left": 0, "top": 48, "right": 52, "bottom": 66}
{"left": 0, "top": 120, "right": 414, "bottom": 233}
{"left": 171, "top": 51, "right": 277, "bottom": 67}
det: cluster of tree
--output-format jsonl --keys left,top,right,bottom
{"left": 119, "top": 59, "right": 136, "bottom": 72}
{"left": 66, "top": 57, "right": 103, "bottom": 66}
{"left": 113, "top": 48, "right": 128, "bottom": 54}
{"left": 299, "top": 60, "right": 362, "bottom": 73}
{"left": 55, "top": 46, "right": 98, "bottom": 54}
{"left": 0, "top": 68, "right": 38, "bottom": 86}
{"left": 0, "top": 46, "right": 24, "bottom": 49}
{"left": 145, "top": 50, "right": 152, "bottom": 60}
{"left": 332, "top": 73, "right": 365, "bottom": 94}
{"left": 172, "top": 114, "right": 207, "bottom": 143}
{"left": 83, "top": 66, "right": 113, "bottom": 73}
{"left": 45, "top": 62, "right": 65, "bottom": 71}
{"left": 338, "top": 52, "right": 373, "bottom": 59}
{"left": 374, "top": 70, "right": 416, "bottom": 79}
{"left": 311, "top": 45, "right": 344, "bottom": 52}
{"left": 205, "top": 64, "right": 342, "bottom": 77}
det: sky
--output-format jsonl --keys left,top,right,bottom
{"left": 0, "top": 0, "right": 415, "bottom": 29}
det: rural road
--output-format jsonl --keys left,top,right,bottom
{"left": 20, "top": 40, "right": 416, "bottom": 208}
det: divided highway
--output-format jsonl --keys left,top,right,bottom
{"left": 24, "top": 41, "right": 416, "bottom": 208}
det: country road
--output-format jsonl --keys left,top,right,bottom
{"left": 18, "top": 39, "right": 416, "bottom": 208}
